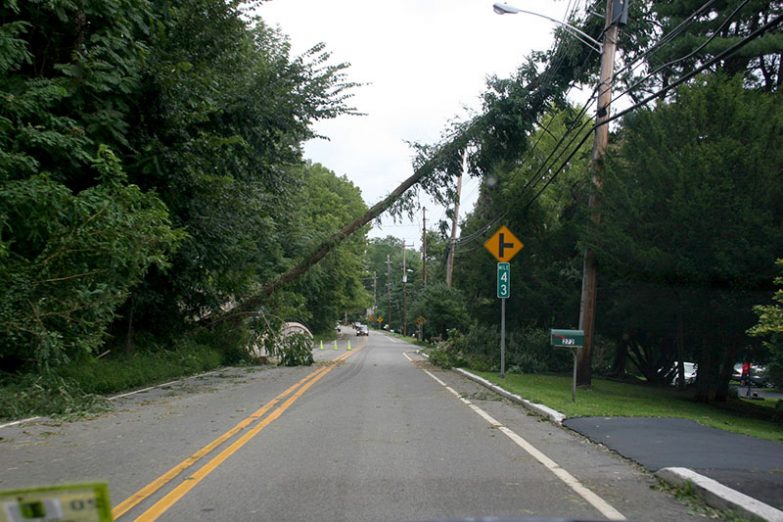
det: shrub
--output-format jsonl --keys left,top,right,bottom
{"left": 275, "top": 333, "right": 314, "bottom": 367}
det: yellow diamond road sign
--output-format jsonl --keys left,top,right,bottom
{"left": 483, "top": 225, "right": 523, "bottom": 262}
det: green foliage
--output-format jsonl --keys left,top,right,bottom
{"left": 275, "top": 333, "right": 314, "bottom": 367}
{"left": 592, "top": 74, "right": 783, "bottom": 400}
{"left": 453, "top": 107, "right": 590, "bottom": 331}
{"left": 121, "top": 3, "right": 361, "bottom": 333}
{"left": 55, "top": 342, "right": 222, "bottom": 395}
{"left": 0, "top": 374, "right": 109, "bottom": 420}
{"left": 285, "top": 163, "right": 371, "bottom": 333}
{"left": 364, "top": 236, "right": 423, "bottom": 333}
{"left": 410, "top": 283, "right": 469, "bottom": 340}
{"left": 0, "top": 148, "right": 181, "bottom": 370}
{"left": 749, "top": 259, "right": 783, "bottom": 388}
{"left": 0, "top": 0, "right": 362, "bottom": 381}
{"left": 248, "top": 315, "right": 314, "bottom": 367}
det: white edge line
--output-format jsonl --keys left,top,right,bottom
{"left": 454, "top": 368, "right": 566, "bottom": 425}
{"left": 0, "top": 416, "right": 42, "bottom": 430}
{"left": 417, "top": 364, "right": 625, "bottom": 521}
{"left": 108, "top": 369, "right": 223, "bottom": 401}
{"left": 402, "top": 352, "right": 414, "bottom": 362}
{"left": 1, "top": 369, "right": 225, "bottom": 429}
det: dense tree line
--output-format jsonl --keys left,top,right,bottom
{"left": 0, "top": 0, "right": 366, "bottom": 373}
{"left": 404, "top": 0, "right": 783, "bottom": 401}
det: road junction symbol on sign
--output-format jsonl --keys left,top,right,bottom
{"left": 483, "top": 225, "right": 523, "bottom": 262}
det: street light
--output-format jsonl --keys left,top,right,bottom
{"left": 492, "top": 2, "right": 603, "bottom": 54}
{"left": 494, "top": 0, "right": 628, "bottom": 386}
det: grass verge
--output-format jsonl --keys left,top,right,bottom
{"left": 1, "top": 342, "right": 226, "bottom": 421}
{"left": 474, "top": 371, "right": 783, "bottom": 442}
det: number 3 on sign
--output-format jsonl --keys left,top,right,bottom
{"left": 497, "top": 262, "right": 511, "bottom": 299}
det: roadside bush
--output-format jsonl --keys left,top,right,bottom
{"left": 506, "top": 328, "right": 570, "bottom": 374}
{"left": 275, "top": 333, "right": 314, "bottom": 366}
{"left": 434, "top": 323, "right": 616, "bottom": 375}
{"left": 0, "top": 374, "right": 109, "bottom": 420}
{"left": 55, "top": 342, "right": 222, "bottom": 395}
{"left": 191, "top": 323, "right": 254, "bottom": 366}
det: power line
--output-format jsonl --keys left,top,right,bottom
{"left": 490, "top": 0, "right": 748, "bottom": 213}
{"left": 451, "top": 0, "right": 731, "bottom": 248}
{"left": 610, "top": 0, "right": 751, "bottom": 108}
{"left": 520, "top": 11, "right": 783, "bottom": 212}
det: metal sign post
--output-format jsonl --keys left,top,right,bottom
{"left": 484, "top": 227, "right": 523, "bottom": 379}
{"left": 497, "top": 262, "right": 510, "bottom": 378}
{"left": 550, "top": 329, "right": 585, "bottom": 402}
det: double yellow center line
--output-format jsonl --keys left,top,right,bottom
{"left": 113, "top": 345, "right": 362, "bottom": 521}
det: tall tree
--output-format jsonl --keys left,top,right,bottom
{"left": 283, "top": 163, "right": 371, "bottom": 333}
{"left": 0, "top": 0, "right": 180, "bottom": 370}
{"left": 119, "top": 1, "right": 359, "bottom": 337}
{"left": 591, "top": 74, "right": 783, "bottom": 401}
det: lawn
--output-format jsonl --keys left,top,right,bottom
{"left": 475, "top": 371, "right": 783, "bottom": 443}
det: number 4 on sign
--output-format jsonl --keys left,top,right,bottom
{"left": 497, "top": 262, "right": 510, "bottom": 299}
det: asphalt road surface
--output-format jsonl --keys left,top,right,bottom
{"left": 1, "top": 331, "right": 704, "bottom": 521}
{"left": 564, "top": 416, "right": 783, "bottom": 509}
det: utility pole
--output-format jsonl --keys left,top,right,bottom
{"left": 386, "top": 254, "right": 392, "bottom": 329}
{"left": 576, "top": 0, "right": 627, "bottom": 386}
{"left": 372, "top": 271, "right": 377, "bottom": 312}
{"left": 402, "top": 240, "right": 408, "bottom": 336}
{"left": 422, "top": 207, "right": 427, "bottom": 286}
{"left": 446, "top": 152, "right": 466, "bottom": 287}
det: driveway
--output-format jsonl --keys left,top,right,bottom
{"left": 564, "top": 416, "right": 783, "bottom": 509}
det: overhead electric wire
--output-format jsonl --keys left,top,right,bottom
{"left": 519, "top": 10, "right": 783, "bottom": 212}
{"left": 610, "top": 0, "right": 750, "bottom": 108}
{"left": 504, "top": 0, "right": 742, "bottom": 215}
{"left": 600, "top": 12, "right": 783, "bottom": 130}
{"left": 450, "top": 0, "right": 590, "bottom": 247}
{"left": 453, "top": 0, "right": 727, "bottom": 247}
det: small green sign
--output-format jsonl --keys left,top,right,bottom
{"left": 550, "top": 329, "right": 584, "bottom": 348}
{"left": 0, "top": 483, "right": 113, "bottom": 522}
{"left": 497, "top": 262, "right": 510, "bottom": 299}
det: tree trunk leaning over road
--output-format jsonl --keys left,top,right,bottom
{"left": 211, "top": 161, "right": 440, "bottom": 324}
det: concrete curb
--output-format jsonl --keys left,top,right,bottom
{"left": 655, "top": 467, "right": 783, "bottom": 522}
{"left": 454, "top": 368, "right": 566, "bottom": 425}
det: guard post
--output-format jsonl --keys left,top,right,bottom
{"left": 550, "top": 329, "right": 584, "bottom": 402}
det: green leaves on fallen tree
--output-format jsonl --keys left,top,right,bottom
{"left": 0, "top": 147, "right": 181, "bottom": 370}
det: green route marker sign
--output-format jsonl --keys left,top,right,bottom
{"left": 0, "top": 483, "right": 113, "bottom": 522}
{"left": 497, "top": 262, "right": 510, "bottom": 299}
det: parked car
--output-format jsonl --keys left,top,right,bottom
{"left": 356, "top": 324, "right": 369, "bottom": 336}
{"left": 670, "top": 362, "right": 697, "bottom": 386}
{"left": 732, "top": 363, "right": 770, "bottom": 387}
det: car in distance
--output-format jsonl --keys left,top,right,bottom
{"left": 670, "top": 362, "right": 697, "bottom": 386}
{"left": 356, "top": 324, "right": 369, "bottom": 336}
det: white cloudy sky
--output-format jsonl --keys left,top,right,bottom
{"left": 256, "top": 0, "right": 577, "bottom": 248}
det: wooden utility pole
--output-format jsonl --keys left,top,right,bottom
{"left": 576, "top": 0, "right": 626, "bottom": 386}
{"left": 386, "top": 254, "right": 392, "bottom": 328}
{"left": 372, "top": 271, "right": 377, "bottom": 313}
{"left": 402, "top": 241, "right": 408, "bottom": 336}
{"left": 445, "top": 162, "right": 464, "bottom": 287}
{"left": 422, "top": 207, "right": 427, "bottom": 286}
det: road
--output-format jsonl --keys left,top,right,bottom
{"left": 1, "top": 331, "right": 703, "bottom": 521}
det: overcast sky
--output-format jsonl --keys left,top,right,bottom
{"left": 256, "top": 0, "right": 576, "bottom": 249}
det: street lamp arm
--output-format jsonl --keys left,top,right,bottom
{"left": 493, "top": 3, "right": 602, "bottom": 54}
